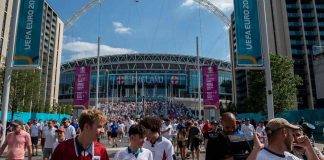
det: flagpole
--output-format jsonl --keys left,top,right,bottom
{"left": 135, "top": 71, "right": 138, "bottom": 114}
{"left": 1, "top": 0, "right": 20, "bottom": 145}
{"left": 106, "top": 70, "right": 109, "bottom": 104}
{"left": 95, "top": 36, "right": 100, "bottom": 109}
{"left": 117, "top": 79, "right": 119, "bottom": 103}
{"left": 142, "top": 79, "right": 144, "bottom": 115}
{"left": 196, "top": 36, "right": 202, "bottom": 120}
{"left": 111, "top": 76, "right": 115, "bottom": 106}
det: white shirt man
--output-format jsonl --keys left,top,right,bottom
{"left": 119, "top": 123, "right": 125, "bottom": 135}
{"left": 30, "top": 123, "right": 40, "bottom": 137}
{"left": 257, "top": 148, "right": 302, "bottom": 160}
{"left": 64, "top": 125, "right": 76, "bottom": 140}
{"left": 125, "top": 119, "right": 135, "bottom": 133}
{"left": 44, "top": 127, "right": 56, "bottom": 149}
{"left": 43, "top": 122, "right": 57, "bottom": 159}
{"left": 143, "top": 136, "right": 174, "bottom": 160}
{"left": 161, "top": 123, "right": 173, "bottom": 140}
{"left": 114, "top": 147, "right": 153, "bottom": 160}
{"left": 241, "top": 122, "right": 254, "bottom": 138}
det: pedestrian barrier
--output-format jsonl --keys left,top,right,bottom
{"left": 236, "top": 109, "right": 324, "bottom": 135}
{"left": 0, "top": 111, "right": 71, "bottom": 123}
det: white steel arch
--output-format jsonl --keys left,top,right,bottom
{"left": 64, "top": 0, "right": 231, "bottom": 31}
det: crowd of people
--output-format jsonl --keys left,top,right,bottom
{"left": 0, "top": 107, "right": 323, "bottom": 160}
{"left": 100, "top": 101, "right": 196, "bottom": 121}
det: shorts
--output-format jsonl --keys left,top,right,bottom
{"left": 31, "top": 137, "right": 38, "bottom": 145}
{"left": 111, "top": 132, "right": 118, "bottom": 138}
{"left": 177, "top": 141, "right": 185, "bottom": 148}
{"left": 190, "top": 139, "right": 200, "bottom": 151}
{"left": 43, "top": 148, "right": 52, "bottom": 158}
{"left": 41, "top": 138, "right": 45, "bottom": 146}
{"left": 107, "top": 131, "right": 111, "bottom": 137}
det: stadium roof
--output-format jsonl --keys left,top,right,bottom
{"left": 61, "top": 53, "right": 231, "bottom": 72}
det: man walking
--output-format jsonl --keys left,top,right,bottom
{"left": 51, "top": 109, "right": 109, "bottom": 160}
{"left": 114, "top": 124, "right": 153, "bottom": 160}
{"left": 205, "top": 112, "right": 253, "bottom": 160}
{"left": 62, "top": 118, "right": 76, "bottom": 139}
{"left": 0, "top": 120, "right": 32, "bottom": 160}
{"left": 256, "top": 118, "right": 320, "bottom": 160}
{"left": 30, "top": 120, "right": 41, "bottom": 156}
{"left": 43, "top": 120, "right": 57, "bottom": 160}
{"left": 140, "top": 117, "right": 175, "bottom": 160}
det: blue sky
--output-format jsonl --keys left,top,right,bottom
{"left": 47, "top": 0, "right": 233, "bottom": 63}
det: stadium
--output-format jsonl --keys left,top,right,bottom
{"left": 58, "top": 53, "right": 232, "bottom": 110}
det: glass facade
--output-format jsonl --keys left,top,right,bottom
{"left": 59, "top": 69, "right": 232, "bottom": 101}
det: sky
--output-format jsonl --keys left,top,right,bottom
{"left": 47, "top": 0, "right": 234, "bottom": 63}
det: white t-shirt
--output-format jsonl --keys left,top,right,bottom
{"left": 256, "top": 126, "right": 265, "bottom": 135}
{"left": 256, "top": 148, "right": 302, "bottom": 160}
{"left": 241, "top": 124, "right": 255, "bottom": 138}
{"left": 64, "top": 125, "right": 76, "bottom": 139}
{"left": 161, "top": 124, "right": 173, "bottom": 139}
{"left": 41, "top": 125, "right": 48, "bottom": 138}
{"left": 44, "top": 127, "right": 57, "bottom": 149}
{"left": 125, "top": 120, "right": 135, "bottom": 132}
{"left": 119, "top": 123, "right": 125, "bottom": 133}
{"left": 114, "top": 147, "right": 153, "bottom": 160}
{"left": 30, "top": 124, "right": 40, "bottom": 137}
{"left": 143, "top": 137, "right": 174, "bottom": 160}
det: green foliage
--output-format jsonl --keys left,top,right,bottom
{"left": 242, "top": 54, "right": 302, "bottom": 113}
{"left": 270, "top": 54, "right": 302, "bottom": 113}
{"left": 52, "top": 103, "right": 73, "bottom": 115}
{"left": 10, "top": 70, "right": 44, "bottom": 113}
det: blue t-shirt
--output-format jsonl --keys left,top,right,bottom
{"left": 111, "top": 123, "right": 119, "bottom": 134}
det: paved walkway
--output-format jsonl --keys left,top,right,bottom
{"left": 0, "top": 137, "right": 322, "bottom": 160}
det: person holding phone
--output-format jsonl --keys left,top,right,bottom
{"left": 256, "top": 118, "right": 320, "bottom": 160}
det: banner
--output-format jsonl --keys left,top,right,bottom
{"left": 202, "top": 66, "right": 219, "bottom": 108}
{"left": 234, "top": 0, "right": 262, "bottom": 67}
{"left": 107, "top": 74, "right": 187, "bottom": 85}
{"left": 14, "top": 0, "right": 44, "bottom": 66}
{"left": 73, "top": 66, "right": 91, "bottom": 108}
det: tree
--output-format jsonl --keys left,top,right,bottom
{"left": 242, "top": 54, "right": 302, "bottom": 113}
{"left": 57, "top": 104, "right": 74, "bottom": 115}
{"left": 9, "top": 70, "right": 44, "bottom": 115}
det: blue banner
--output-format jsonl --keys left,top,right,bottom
{"left": 14, "top": 0, "right": 44, "bottom": 66}
{"left": 234, "top": 0, "right": 262, "bottom": 66}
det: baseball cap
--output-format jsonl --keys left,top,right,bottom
{"left": 61, "top": 117, "right": 69, "bottom": 123}
{"left": 265, "top": 118, "right": 300, "bottom": 135}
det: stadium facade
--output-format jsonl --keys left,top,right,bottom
{"left": 59, "top": 54, "right": 232, "bottom": 108}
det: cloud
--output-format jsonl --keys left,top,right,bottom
{"left": 62, "top": 40, "right": 137, "bottom": 62}
{"left": 181, "top": 0, "right": 195, "bottom": 7}
{"left": 180, "top": 0, "right": 233, "bottom": 12}
{"left": 112, "top": 21, "right": 132, "bottom": 34}
{"left": 210, "top": 0, "right": 233, "bottom": 12}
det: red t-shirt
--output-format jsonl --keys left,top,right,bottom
{"left": 202, "top": 123, "right": 211, "bottom": 134}
{"left": 51, "top": 138, "right": 109, "bottom": 160}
